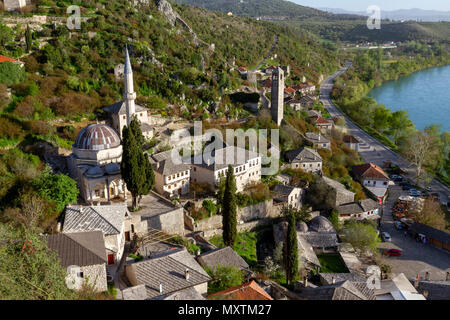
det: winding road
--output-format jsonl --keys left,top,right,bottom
{"left": 320, "top": 62, "right": 450, "bottom": 203}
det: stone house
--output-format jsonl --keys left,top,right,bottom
{"left": 305, "top": 132, "right": 331, "bottom": 150}
{"left": 190, "top": 146, "right": 261, "bottom": 192}
{"left": 321, "top": 176, "right": 355, "bottom": 207}
{"left": 46, "top": 231, "right": 108, "bottom": 292}
{"left": 272, "top": 184, "right": 304, "bottom": 209}
{"left": 62, "top": 204, "right": 130, "bottom": 266}
{"left": 344, "top": 135, "right": 361, "bottom": 151}
{"left": 149, "top": 150, "right": 190, "bottom": 198}
{"left": 311, "top": 116, "right": 333, "bottom": 131}
{"left": 285, "top": 147, "right": 322, "bottom": 174}
{"left": 275, "top": 173, "right": 292, "bottom": 185}
{"left": 337, "top": 199, "right": 380, "bottom": 221}
{"left": 125, "top": 248, "right": 210, "bottom": 300}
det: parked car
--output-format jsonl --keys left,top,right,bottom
{"left": 394, "top": 221, "right": 404, "bottom": 230}
{"left": 425, "top": 186, "right": 432, "bottom": 192}
{"left": 409, "top": 189, "right": 421, "bottom": 197}
{"left": 381, "top": 232, "right": 392, "bottom": 242}
{"left": 399, "top": 181, "right": 408, "bottom": 186}
{"left": 402, "top": 184, "right": 412, "bottom": 191}
{"left": 384, "top": 249, "right": 402, "bottom": 257}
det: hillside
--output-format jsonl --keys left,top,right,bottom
{"left": 0, "top": 0, "right": 338, "bottom": 149}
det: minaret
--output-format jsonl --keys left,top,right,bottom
{"left": 271, "top": 67, "right": 284, "bottom": 126}
{"left": 124, "top": 46, "right": 136, "bottom": 126}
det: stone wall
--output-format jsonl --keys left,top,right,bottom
{"left": 238, "top": 200, "right": 280, "bottom": 222}
{"left": 144, "top": 207, "right": 185, "bottom": 236}
{"left": 77, "top": 263, "right": 107, "bottom": 293}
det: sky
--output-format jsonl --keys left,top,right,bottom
{"left": 292, "top": 0, "right": 450, "bottom": 11}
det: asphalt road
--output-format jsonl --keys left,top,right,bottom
{"left": 378, "top": 184, "right": 450, "bottom": 280}
{"left": 320, "top": 63, "right": 450, "bottom": 204}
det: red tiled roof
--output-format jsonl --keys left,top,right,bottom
{"left": 0, "top": 55, "right": 20, "bottom": 63}
{"left": 314, "top": 117, "right": 332, "bottom": 125}
{"left": 238, "top": 67, "right": 247, "bottom": 71}
{"left": 353, "top": 163, "right": 389, "bottom": 180}
{"left": 266, "top": 65, "right": 277, "bottom": 70}
{"left": 284, "top": 87, "right": 296, "bottom": 94}
{"left": 207, "top": 280, "right": 273, "bottom": 300}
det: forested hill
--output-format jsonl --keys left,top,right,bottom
{"left": 172, "top": 0, "right": 360, "bottom": 20}
{"left": 0, "top": 0, "right": 338, "bottom": 149}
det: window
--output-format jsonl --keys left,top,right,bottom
{"left": 123, "top": 115, "right": 126, "bottom": 120}
{"left": 303, "top": 164, "right": 306, "bottom": 168}
{"left": 77, "top": 272, "right": 84, "bottom": 278}
{"left": 193, "top": 167, "right": 196, "bottom": 172}
{"left": 383, "top": 181, "right": 388, "bottom": 186}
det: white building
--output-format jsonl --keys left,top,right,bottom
{"left": 190, "top": 146, "right": 261, "bottom": 192}
{"left": 67, "top": 124, "right": 127, "bottom": 204}
{"left": 273, "top": 184, "right": 304, "bottom": 209}
{"left": 353, "top": 163, "right": 390, "bottom": 203}
{"left": 337, "top": 199, "right": 380, "bottom": 221}
{"left": 149, "top": 150, "right": 190, "bottom": 198}
{"left": 103, "top": 47, "right": 153, "bottom": 139}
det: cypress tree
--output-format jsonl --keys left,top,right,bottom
{"left": 222, "top": 165, "right": 237, "bottom": 247}
{"left": 283, "top": 205, "right": 299, "bottom": 286}
{"left": 121, "top": 119, "right": 154, "bottom": 210}
{"left": 25, "top": 24, "right": 32, "bottom": 53}
{"left": 129, "top": 115, "right": 145, "bottom": 148}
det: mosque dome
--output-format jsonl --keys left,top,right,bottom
{"left": 74, "top": 124, "right": 121, "bottom": 151}
{"left": 309, "top": 216, "right": 335, "bottom": 233}
{"left": 297, "top": 221, "right": 309, "bottom": 233}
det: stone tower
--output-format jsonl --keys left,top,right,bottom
{"left": 124, "top": 46, "right": 136, "bottom": 126}
{"left": 271, "top": 67, "right": 284, "bottom": 126}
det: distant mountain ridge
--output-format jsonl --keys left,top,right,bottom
{"left": 319, "top": 7, "right": 450, "bottom": 22}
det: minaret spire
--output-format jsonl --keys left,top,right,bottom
{"left": 124, "top": 45, "right": 136, "bottom": 126}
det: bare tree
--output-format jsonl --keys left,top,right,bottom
{"left": 402, "top": 131, "right": 439, "bottom": 184}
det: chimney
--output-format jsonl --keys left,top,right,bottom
{"left": 159, "top": 283, "right": 163, "bottom": 294}
{"left": 79, "top": 205, "right": 83, "bottom": 213}
{"left": 185, "top": 269, "right": 190, "bottom": 281}
{"left": 196, "top": 248, "right": 201, "bottom": 256}
{"left": 425, "top": 272, "right": 430, "bottom": 281}
{"left": 303, "top": 276, "right": 308, "bottom": 287}
{"left": 446, "top": 272, "right": 450, "bottom": 281}
{"left": 332, "top": 276, "right": 336, "bottom": 284}
{"left": 156, "top": 162, "right": 160, "bottom": 169}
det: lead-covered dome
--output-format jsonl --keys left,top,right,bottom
{"left": 74, "top": 124, "right": 121, "bottom": 151}
{"left": 309, "top": 216, "right": 335, "bottom": 233}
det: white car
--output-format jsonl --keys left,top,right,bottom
{"left": 381, "top": 232, "right": 392, "bottom": 242}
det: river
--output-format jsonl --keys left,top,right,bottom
{"left": 369, "top": 64, "right": 450, "bottom": 132}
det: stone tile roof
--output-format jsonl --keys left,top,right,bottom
{"left": 197, "top": 247, "right": 249, "bottom": 271}
{"left": 130, "top": 255, "right": 211, "bottom": 299}
{"left": 297, "top": 280, "right": 375, "bottom": 300}
{"left": 319, "top": 273, "right": 367, "bottom": 285}
{"left": 299, "top": 95, "right": 315, "bottom": 105}
{"left": 191, "top": 146, "right": 260, "bottom": 171}
{"left": 149, "top": 150, "right": 190, "bottom": 176}
{"left": 300, "top": 232, "right": 338, "bottom": 248}
{"left": 305, "top": 132, "right": 330, "bottom": 144}
{"left": 409, "top": 222, "right": 450, "bottom": 246}
{"left": 322, "top": 176, "right": 355, "bottom": 197}
{"left": 309, "top": 216, "right": 336, "bottom": 233}
{"left": 155, "top": 287, "right": 206, "bottom": 300}
{"left": 208, "top": 280, "right": 273, "bottom": 300}
{"left": 286, "top": 147, "right": 322, "bottom": 164}
{"left": 46, "top": 231, "right": 107, "bottom": 268}
{"left": 337, "top": 199, "right": 379, "bottom": 215}
{"left": 307, "top": 110, "right": 321, "bottom": 118}
{"left": 417, "top": 281, "right": 450, "bottom": 300}
{"left": 273, "top": 184, "right": 296, "bottom": 196}
{"left": 74, "top": 124, "right": 121, "bottom": 151}
{"left": 103, "top": 100, "right": 147, "bottom": 115}
{"left": 353, "top": 163, "right": 389, "bottom": 180}
{"left": 63, "top": 204, "right": 127, "bottom": 235}
{"left": 297, "top": 234, "right": 321, "bottom": 267}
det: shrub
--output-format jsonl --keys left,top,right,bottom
{"left": 205, "top": 265, "right": 244, "bottom": 295}
{"left": 0, "top": 62, "right": 26, "bottom": 86}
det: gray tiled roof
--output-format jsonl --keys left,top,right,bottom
{"left": 63, "top": 204, "right": 127, "bottom": 235}
{"left": 322, "top": 176, "right": 354, "bottom": 196}
{"left": 150, "top": 150, "right": 190, "bottom": 176}
{"left": 305, "top": 132, "right": 330, "bottom": 144}
{"left": 286, "top": 147, "right": 322, "bottom": 163}
{"left": 338, "top": 199, "right": 379, "bottom": 216}
{"left": 197, "top": 247, "right": 249, "bottom": 271}
{"left": 131, "top": 255, "right": 211, "bottom": 299}
{"left": 154, "top": 287, "right": 206, "bottom": 300}
{"left": 191, "top": 146, "right": 260, "bottom": 171}
{"left": 297, "top": 234, "right": 321, "bottom": 267}
{"left": 273, "top": 184, "right": 296, "bottom": 196}
{"left": 103, "top": 100, "right": 147, "bottom": 115}
{"left": 46, "top": 231, "right": 107, "bottom": 268}
{"left": 409, "top": 222, "right": 450, "bottom": 245}
{"left": 320, "top": 273, "right": 367, "bottom": 285}
{"left": 297, "top": 280, "right": 375, "bottom": 300}
{"left": 300, "top": 232, "right": 338, "bottom": 248}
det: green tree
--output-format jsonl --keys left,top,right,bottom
{"left": 0, "top": 224, "right": 76, "bottom": 300}
{"left": 205, "top": 265, "right": 244, "bottom": 295}
{"left": 329, "top": 211, "right": 342, "bottom": 231}
{"left": 121, "top": 119, "right": 154, "bottom": 210}
{"left": 342, "top": 220, "right": 380, "bottom": 254}
{"left": 282, "top": 205, "right": 299, "bottom": 286}
{"left": 0, "top": 62, "right": 26, "bottom": 86}
{"left": 25, "top": 24, "right": 32, "bottom": 53}
{"left": 129, "top": 115, "right": 145, "bottom": 148}
{"left": 221, "top": 165, "right": 237, "bottom": 247}
{"left": 33, "top": 169, "right": 79, "bottom": 213}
